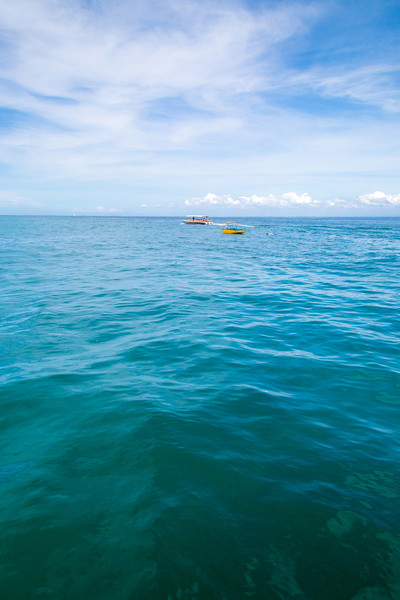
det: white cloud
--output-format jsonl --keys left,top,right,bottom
{"left": 95, "top": 205, "right": 121, "bottom": 213}
{"left": 186, "top": 192, "right": 318, "bottom": 208}
{"left": 0, "top": 0, "right": 320, "bottom": 180}
{"left": 251, "top": 192, "right": 316, "bottom": 206}
{"left": 358, "top": 191, "right": 400, "bottom": 206}
{"left": 0, "top": 190, "right": 42, "bottom": 209}
{"left": 186, "top": 193, "right": 240, "bottom": 207}
{"left": 298, "top": 64, "right": 400, "bottom": 113}
{"left": 185, "top": 190, "right": 400, "bottom": 211}
{"left": 326, "top": 197, "right": 346, "bottom": 206}
{"left": 0, "top": 191, "right": 25, "bottom": 205}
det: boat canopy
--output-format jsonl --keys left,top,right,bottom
{"left": 186, "top": 215, "right": 209, "bottom": 218}
{"left": 223, "top": 221, "right": 246, "bottom": 230}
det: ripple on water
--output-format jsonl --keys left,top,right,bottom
{"left": 0, "top": 216, "right": 400, "bottom": 599}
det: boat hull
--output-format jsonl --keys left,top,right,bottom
{"left": 183, "top": 221, "right": 210, "bottom": 224}
{"left": 222, "top": 229, "right": 246, "bottom": 234}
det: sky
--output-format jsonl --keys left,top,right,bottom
{"left": 0, "top": 0, "right": 400, "bottom": 216}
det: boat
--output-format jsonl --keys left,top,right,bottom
{"left": 222, "top": 222, "right": 246, "bottom": 234}
{"left": 182, "top": 215, "right": 213, "bottom": 225}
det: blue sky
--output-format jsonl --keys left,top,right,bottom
{"left": 0, "top": 0, "right": 400, "bottom": 216}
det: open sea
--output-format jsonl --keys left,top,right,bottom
{"left": 1, "top": 215, "right": 400, "bottom": 600}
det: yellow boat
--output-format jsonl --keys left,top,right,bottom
{"left": 222, "top": 222, "right": 246, "bottom": 234}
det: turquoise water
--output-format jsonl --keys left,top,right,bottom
{"left": 1, "top": 216, "right": 399, "bottom": 600}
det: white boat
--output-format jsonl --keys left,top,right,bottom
{"left": 182, "top": 215, "right": 213, "bottom": 225}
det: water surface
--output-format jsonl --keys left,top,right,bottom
{"left": 1, "top": 216, "right": 399, "bottom": 599}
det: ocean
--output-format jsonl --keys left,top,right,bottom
{"left": 0, "top": 216, "right": 399, "bottom": 600}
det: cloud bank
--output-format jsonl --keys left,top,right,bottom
{"left": 358, "top": 191, "right": 400, "bottom": 206}
{"left": 185, "top": 191, "right": 400, "bottom": 210}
